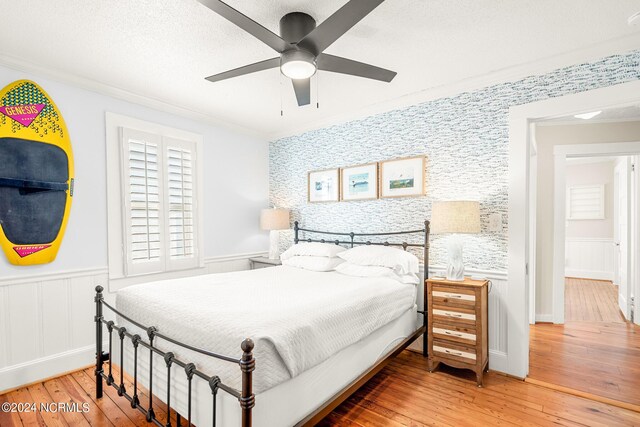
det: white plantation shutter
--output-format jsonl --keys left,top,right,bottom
{"left": 165, "top": 138, "right": 198, "bottom": 270}
{"left": 120, "top": 129, "right": 199, "bottom": 276}
{"left": 567, "top": 185, "right": 605, "bottom": 220}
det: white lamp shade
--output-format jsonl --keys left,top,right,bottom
{"left": 430, "top": 201, "right": 481, "bottom": 234}
{"left": 260, "top": 208, "right": 290, "bottom": 231}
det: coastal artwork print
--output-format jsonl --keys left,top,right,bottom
{"left": 341, "top": 163, "right": 378, "bottom": 201}
{"left": 308, "top": 168, "right": 340, "bottom": 202}
{"left": 380, "top": 156, "right": 425, "bottom": 198}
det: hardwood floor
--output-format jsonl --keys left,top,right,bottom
{"left": 564, "top": 278, "right": 625, "bottom": 322}
{"left": 3, "top": 351, "right": 640, "bottom": 426}
{"left": 529, "top": 277, "right": 640, "bottom": 409}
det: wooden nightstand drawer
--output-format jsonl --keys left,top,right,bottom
{"left": 433, "top": 340, "right": 477, "bottom": 362}
{"left": 433, "top": 324, "right": 476, "bottom": 345}
{"left": 433, "top": 306, "right": 476, "bottom": 325}
{"left": 432, "top": 286, "right": 476, "bottom": 307}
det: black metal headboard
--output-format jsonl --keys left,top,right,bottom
{"left": 293, "top": 220, "right": 431, "bottom": 284}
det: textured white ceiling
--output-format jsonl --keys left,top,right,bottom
{"left": 1, "top": 0, "right": 639, "bottom": 138}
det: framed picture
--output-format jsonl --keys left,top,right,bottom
{"left": 308, "top": 168, "right": 340, "bottom": 202}
{"left": 341, "top": 163, "right": 378, "bottom": 201}
{"left": 379, "top": 156, "right": 426, "bottom": 198}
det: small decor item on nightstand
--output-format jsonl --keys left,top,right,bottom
{"left": 426, "top": 277, "right": 489, "bottom": 387}
{"left": 260, "top": 208, "right": 290, "bottom": 260}
{"left": 308, "top": 168, "right": 340, "bottom": 202}
{"left": 340, "top": 163, "right": 378, "bottom": 201}
{"left": 379, "top": 156, "right": 426, "bottom": 198}
{"left": 430, "top": 200, "right": 480, "bottom": 281}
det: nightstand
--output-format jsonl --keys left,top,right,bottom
{"left": 426, "top": 276, "right": 489, "bottom": 386}
{"left": 249, "top": 256, "right": 282, "bottom": 269}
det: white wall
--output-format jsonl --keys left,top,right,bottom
{"left": 0, "top": 65, "right": 269, "bottom": 279}
{"left": 565, "top": 160, "right": 615, "bottom": 239}
{"left": 535, "top": 122, "right": 640, "bottom": 320}
{"left": 0, "top": 64, "right": 269, "bottom": 391}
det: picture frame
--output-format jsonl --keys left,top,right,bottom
{"left": 340, "top": 163, "right": 378, "bottom": 201}
{"left": 308, "top": 168, "right": 340, "bottom": 202}
{"left": 379, "top": 156, "right": 426, "bottom": 198}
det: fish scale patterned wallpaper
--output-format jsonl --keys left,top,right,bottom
{"left": 270, "top": 50, "right": 640, "bottom": 272}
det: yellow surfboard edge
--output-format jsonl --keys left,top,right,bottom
{"left": 0, "top": 80, "right": 74, "bottom": 266}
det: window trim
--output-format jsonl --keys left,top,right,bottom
{"left": 106, "top": 113, "right": 204, "bottom": 290}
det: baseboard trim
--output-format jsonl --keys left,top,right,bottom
{"left": 565, "top": 269, "right": 614, "bottom": 281}
{"left": 488, "top": 350, "right": 508, "bottom": 373}
{"left": 535, "top": 314, "right": 554, "bottom": 323}
{"left": 0, "top": 344, "right": 99, "bottom": 393}
{"left": 524, "top": 377, "right": 640, "bottom": 413}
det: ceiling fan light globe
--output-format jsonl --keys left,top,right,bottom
{"left": 280, "top": 50, "right": 317, "bottom": 80}
{"left": 281, "top": 60, "right": 316, "bottom": 79}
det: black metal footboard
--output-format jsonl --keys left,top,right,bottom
{"left": 94, "top": 286, "right": 255, "bottom": 427}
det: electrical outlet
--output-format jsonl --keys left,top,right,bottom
{"left": 488, "top": 213, "right": 503, "bottom": 232}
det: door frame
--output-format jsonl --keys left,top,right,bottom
{"left": 553, "top": 144, "right": 639, "bottom": 324}
{"left": 507, "top": 79, "right": 640, "bottom": 379}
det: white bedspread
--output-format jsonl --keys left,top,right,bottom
{"left": 115, "top": 266, "right": 416, "bottom": 393}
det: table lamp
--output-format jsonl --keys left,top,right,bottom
{"left": 430, "top": 201, "right": 481, "bottom": 281}
{"left": 260, "top": 208, "right": 290, "bottom": 260}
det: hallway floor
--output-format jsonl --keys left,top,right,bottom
{"left": 529, "top": 278, "right": 640, "bottom": 408}
{"left": 564, "top": 277, "right": 626, "bottom": 322}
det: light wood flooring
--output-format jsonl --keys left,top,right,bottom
{"left": 564, "top": 277, "right": 626, "bottom": 322}
{"left": 3, "top": 351, "right": 640, "bottom": 426}
{"left": 529, "top": 277, "right": 640, "bottom": 409}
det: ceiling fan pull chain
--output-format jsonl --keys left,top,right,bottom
{"left": 316, "top": 72, "right": 320, "bottom": 109}
{"left": 280, "top": 72, "right": 284, "bottom": 117}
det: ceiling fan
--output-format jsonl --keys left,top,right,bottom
{"left": 197, "top": 0, "right": 397, "bottom": 107}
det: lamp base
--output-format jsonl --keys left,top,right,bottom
{"left": 445, "top": 235, "right": 465, "bottom": 282}
{"left": 268, "top": 230, "right": 280, "bottom": 260}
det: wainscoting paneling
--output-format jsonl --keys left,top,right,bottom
{"left": 0, "top": 253, "right": 263, "bottom": 393}
{"left": 565, "top": 237, "right": 614, "bottom": 281}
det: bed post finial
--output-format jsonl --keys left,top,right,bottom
{"left": 240, "top": 338, "right": 255, "bottom": 427}
{"left": 294, "top": 221, "right": 299, "bottom": 244}
{"left": 94, "top": 285, "right": 104, "bottom": 399}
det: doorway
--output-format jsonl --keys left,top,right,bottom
{"left": 527, "top": 118, "right": 640, "bottom": 408}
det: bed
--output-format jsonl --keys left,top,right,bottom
{"left": 94, "top": 221, "right": 430, "bottom": 426}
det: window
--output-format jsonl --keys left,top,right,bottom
{"left": 566, "top": 185, "right": 605, "bottom": 220}
{"left": 106, "top": 113, "right": 203, "bottom": 283}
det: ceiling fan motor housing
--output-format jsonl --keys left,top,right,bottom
{"left": 279, "top": 12, "right": 317, "bottom": 45}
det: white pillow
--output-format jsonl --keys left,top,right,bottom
{"left": 335, "top": 262, "right": 395, "bottom": 278}
{"left": 280, "top": 242, "right": 346, "bottom": 261}
{"left": 282, "top": 255, "right": 344, "bottom": 272}
{"left": 335, "top": 262, "right": 420, "bottom": 285}
{"left": 337, "top": 245, "right": 419, "bottom": 275}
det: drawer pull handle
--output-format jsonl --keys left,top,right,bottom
{"left": 444, "top": 294, "right": 462, "bottom": 298}
{"left": 444, "top": 331, "right": 463, "bottom": 337}
{"left": 444, "top": 349, "right": 463, "bottom": 356}
{"left": 445, "top": 312, "right": 462, "bottom": 318}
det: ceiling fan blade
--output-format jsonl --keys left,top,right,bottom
{"left": 196, "top": 0, "right": 290, "bottom": 53}
{"left": 292, "top": 79, "right": 311, "bottom": 106}
{"left": 317, "top": 54, "right": 396, "bottom": 82}
{"left": 205, "top": 57, "right": 280, "bottom": 83}
{"left": 296, "top": 0, "right": 385, "bottom": 54}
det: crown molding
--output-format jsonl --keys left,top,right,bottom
{"left": 267, "top": 33, "right": 640, "bottom": 141}
{"left": 0, "top": 53, "right": 265, "bottom": 140}
{"left": 535, "top": 117, "right": 640, "bottom": 127}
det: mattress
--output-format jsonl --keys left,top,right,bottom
{"left": 115, "top": 266, "right": 417, "bottom": 395}
{"left": 120, "top": 306, "right": 420, "bottom": 426}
